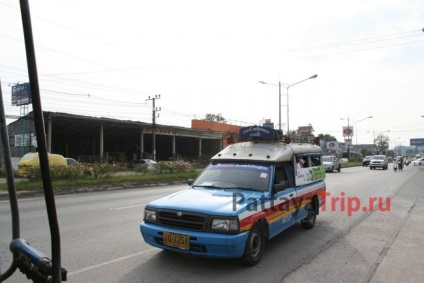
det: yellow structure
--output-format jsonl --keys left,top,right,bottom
{"left": 17, "top": 152, "right": 67, "bottom": 177}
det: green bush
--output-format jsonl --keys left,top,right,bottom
{"left": 26, "top": 167, "right": 42, "bottom": 180}
{"left": 21, "top": 162, "right": 118, "bottom": 181}
{"left": 188, "top": 161, "right": 205, "bottom": 170}
{"left": 155, "top": 161, "right": 193, "bottom": 174}
{"left": 91, "top": 163, "right": 115, "bottom": 178}
{"left": 134, "top": 164, "right": 149, "bottom": 174}
{"left": 16, "top": 161, "right": 204, "bottom": 181}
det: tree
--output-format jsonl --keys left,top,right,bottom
{"left": 308, "top": 123, "right": 314, "bottom": 133}
{"left": 359, "top": 148, "right": 373, "bottom": 157}
{"left": 203, "top": 113, "right": 227, "bottom": 123}
{"left": 317, "top": 133, "right": 337, "bottom": 142}
{"left": 374, "top": 134, "right": 390, "bottom": 154}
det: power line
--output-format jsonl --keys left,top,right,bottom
{"left": 0, "top": 1, "right": 119, "bottom": 48}
{"left": 299, "top": 29, "right": 423, "bottom": 50}
{"left": 301, "top": 39, "right": 424, "bottom": 59}
{"left": 296, "top": 27, "right": 424, "bottom": 58}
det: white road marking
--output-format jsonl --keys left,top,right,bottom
{"left": 109, "top": 204, "right": 146, "bottom": 210}
{"left": 67, "top": 248, "right": 158, "bottom": 277}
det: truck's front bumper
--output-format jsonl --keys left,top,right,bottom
{"left": 140, "top": 222, "right": 249, "bottom": 258}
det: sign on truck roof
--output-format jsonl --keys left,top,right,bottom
{"left": 212, "top": 126, "right": 322, "bottom": 162}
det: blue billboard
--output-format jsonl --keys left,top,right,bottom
{"left": 410, "top": 138, "right": 424, "bottom": 146}
{"left": 11, "top": 83, "right": 31, "bottom": 106}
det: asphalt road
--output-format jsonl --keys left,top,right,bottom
{"left": 1, "top": 164, "right": 423, "bottom": 282}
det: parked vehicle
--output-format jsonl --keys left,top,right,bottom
{"left": 370, "top": 155, "right": 388, "bottom": 170}
{"left": 17, "top": 153, "right": 88, "bottom": 177}
{"left": 17, "top": 152, "right": 68, "bottom": 177}
{"left": 130, "top": 158, "right": 157, "bottom": 171}
{"left": 140, "top": 126, "right": 326, "bottom": 266}
{"left": 65, "top": 157, "right": 79, "bottom": 166}
{"left": 322, "top": 155, "right": 341, "bottom": 172}
{"left": 362, "top": 155, "right": 373, "bottom": 167}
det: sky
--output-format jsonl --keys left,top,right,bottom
{"left": 1, "top": 0, "right": 423, "bottom": 148}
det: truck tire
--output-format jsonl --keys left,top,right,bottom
{"left": 241, "top": 222, "right": 267, "bottom": 266}
{"left": 301, "top": 203, "right": 316, "bottom": 229}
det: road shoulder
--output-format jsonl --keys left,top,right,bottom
{"left": 281, "top": 169, "right": 424, "bottom": 283}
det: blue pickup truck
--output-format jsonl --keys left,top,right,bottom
{"left": 140, "top": 126, "right": 326, "bottom": 265}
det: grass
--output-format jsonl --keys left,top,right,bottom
{"left": 341, "top": 161, "right": 362, "bottom": 168}
{"left": 0, "top": 171, "right": 201, "bottom": 192}
{"left": 1, "top": 163, "right": 364, "bottom": 193}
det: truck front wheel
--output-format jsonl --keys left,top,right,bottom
{"left": 241, "top": 222, "right": 267, "bottom": 266}
{"left": 301, "top": 202, "right": 316, "bottom": 229}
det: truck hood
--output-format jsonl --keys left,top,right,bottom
{"left": 146, "top": 187, "right": 263, "bottom": 215}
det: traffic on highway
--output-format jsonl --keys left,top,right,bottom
{"left": 1, "top": 165, "right": 423, "bottom": 282}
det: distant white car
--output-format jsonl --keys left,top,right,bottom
{"left": 131, "top": 159, "right": 157, "bottom": 171}
{"left": 322, "top": 155, "right": 341, "bottom": 172}
{"left": 412, "top": 158, "right": 424, "bottom": 166}
{"left": 370, "top": 155, "right": 388, "bottom": 170}
{"left": 65, "top": 158, "right": 79, "bottom": 166}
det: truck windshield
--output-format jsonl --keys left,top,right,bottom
{"left": 192, "top": 162, "right": 271, "bottom": 192}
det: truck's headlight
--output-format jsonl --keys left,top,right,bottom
{"left": 211, "top": 218, "right": 239, "bottom": 232}
{"left": 144, "top": 209, "right": 157, "bottom": 222}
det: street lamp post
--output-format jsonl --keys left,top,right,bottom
{"left": 259, "top": 74, "right": 317, "bottom": 135}
{"left": 278, "top": 81, "right": 281, "bottom": 130}
{"left": 258, "top": 80, "right": 285, "bottom": 131}
{"left": 393, "top": 137, "right": 401, "bottom": 155}
{"left": 286, "top": 74, "right": 318, "bottom": 135}
{"left": 367, "top": 130, "right": 390, "bottom": 144}
{"left": 341, "top": 115, "right": 373, "bottom": 157}
{"left": 373, "top": 130, "right": 390, "bottom": 141}
{"left": 354, "top": 115, "right": 373, "bottom": 145}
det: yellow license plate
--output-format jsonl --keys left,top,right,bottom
{"left": 163, "top": 231, "right": 190, "bottom": 250}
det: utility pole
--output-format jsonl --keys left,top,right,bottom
{"left": 146, "top": 94, "right": 161, "bottom": 161}
{"left": 347, "top": 117, "right": 350, "bottom": 159}
{"left": 340, "top": 117, "right": 353, "bottom": 159}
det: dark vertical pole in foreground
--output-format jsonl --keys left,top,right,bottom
{"left": 0, "top": 82, "right": 19, "bottom": 281}
{"left": 19, "top": 1, "right": 62, "bottom": 282}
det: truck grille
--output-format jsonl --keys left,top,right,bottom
{"left": 158, "top": 210, "right": 207, "bottom": 231}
